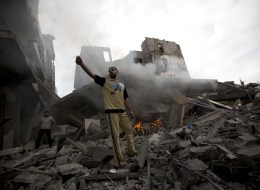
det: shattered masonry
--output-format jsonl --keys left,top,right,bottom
{"left": 0, "top": 0, "right": 57, "bottom": 149}
{"left": 0, "top": 0, "right": 260, "bottom": 190}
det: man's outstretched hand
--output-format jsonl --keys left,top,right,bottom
{"left": 75, "top": 56, "right": 83, "bottom": 65}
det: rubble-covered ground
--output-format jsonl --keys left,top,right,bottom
{"left": 0, "top": 81, "right": 259, "bottom": 190}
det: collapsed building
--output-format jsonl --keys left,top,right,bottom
{"left": 0, "top": 0, "right": 58, "bottom": 149}
{"left": 71, "top": 37, "right": 217, "bottom": 128}
{"left": 0, "top": 2, "right": 260, "bottom": 189}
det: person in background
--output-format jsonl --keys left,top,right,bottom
{"left": 75, "top": 56, "right": 137, "bottom": 167}
{"left": 35, "top": 110, "right": 56, "bottom": 149}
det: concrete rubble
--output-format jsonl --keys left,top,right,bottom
{"left": 0, "top": 2, "right": 259, "bottom": 189}
{"left": 0, "top": 81, "right": 259, "bottom": 190}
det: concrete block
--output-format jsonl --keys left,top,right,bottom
{"left": 237, "top": 146, "right": 260, "bottom": 170}
{"left": 178, "top": 140, "right": 191, "bottom": 148}
{"left": 57, "top": 163, "right": 85, "bottom": 175}
{"left": 185, "top": 159, "right": 208, "bottom": 171}
{"left": 55, "top": 156, "right": 69, "bottom": 166}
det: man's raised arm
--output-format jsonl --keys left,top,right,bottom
{"left": 75, "top": 56, "right": 96, "bottom": 79}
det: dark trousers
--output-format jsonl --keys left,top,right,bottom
{"left": 35, "top": 129, "right": 52, "bottom": 149}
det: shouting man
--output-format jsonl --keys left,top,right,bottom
{"left": 75, "top": 56, "right": 137, "bottom": 167}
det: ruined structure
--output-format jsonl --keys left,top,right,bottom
{"left": 43, "top": 34, "right": 56, "bottom": 92}
{"left": 70, "top": 37, "right": 217, "bottom": 130}
{"left": 0, "top": 81, "right": 259, "bottom": 190}
{"left": 0, "top": 5, "right": 259, "bottom": 188}
{"left": 0, "top": 0, "right": 57, "bottom": 149}
{"left": 74, "top": 38, "right": 190, "bottom": 87}
{"left": 74, "top": 46, "right": 112, "bottom": 89}
{"left": 125, "top": 37, "right": 191, "bottom": 128}
{"left": 125, "top": 37, "right": 190, "bottom": 79}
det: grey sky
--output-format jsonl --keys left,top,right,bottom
{"left": 39, "top": 0, "right": 260, "bottom": 97}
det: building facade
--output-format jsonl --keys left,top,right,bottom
{"left": 0, "top": 0, "right": 57, "bottom": 149}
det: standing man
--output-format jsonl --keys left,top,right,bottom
{"left": 35, "top": 110, "right": 56, "bottom": 149}
{"left": 75, "top": 56, "right": 137, "bottom": 167}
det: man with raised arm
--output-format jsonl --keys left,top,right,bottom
{"left": 75, "top": 56, "right": 137, "bottom": 167}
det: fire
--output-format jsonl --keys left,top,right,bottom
{"left": 133, "top": 121, "right": 142, "bottom": 131}
{"left": 150, "top": 119, "right": 161, "bottom": 128}
{"left": 133, "top": 119, "right": 161, "bottom": 135}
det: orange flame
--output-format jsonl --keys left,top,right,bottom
{"left": 150, "top": 119, "right": 161, "bottom": 128}
{"left": 133, "top": 121, "right": 142, "bottom": 131}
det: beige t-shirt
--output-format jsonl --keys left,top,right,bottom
{"left": 94, "top": 75, "right": 128, "bottom": 111}
{"left": 39, "top": 116, "right": 55, "bottom": 129}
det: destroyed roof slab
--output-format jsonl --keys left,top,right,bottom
{"left": 0, "top": 30, "right": 37, "bottom": 84}
{"left": 237, "top": 147, "right": 260, "bottom": 157}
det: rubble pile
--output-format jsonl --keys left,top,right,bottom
{"left": 0, "top": 81, "right": 259, "bottom": 190}
{"left": 148, "top": 108, "right": 260, "bottom": 190}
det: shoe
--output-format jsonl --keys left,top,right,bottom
{"left": 115, "top": 161, "right": 128, "bottom": 169}
{"left": 128, "top": 156, "right": 137, "bottom": 163}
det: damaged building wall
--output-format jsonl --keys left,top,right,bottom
{"left": 125, "top": 37, "right": 190, "bottom": 128}
{"left": 118, "top": 37, "right": 190, "bottom": 80}
{"left": 141, "top": 37, "right": 190, "bottom": 79}
{"left": 43, "top": 34, "right": 56, "bottom": 92}
{"left": 74, "top": 46, "right": 112, "bottom": 89}
{"left": 140, "top": 37, "right": 190, "bottom": 128}
{"left": 0, "top": 88, "right": 20, "bottom": 149}
{"left": 123, "top": 50, "right": 145, "bottom": 64}
{"left": 0, "top": 0, "right": 57, "bottom": 149}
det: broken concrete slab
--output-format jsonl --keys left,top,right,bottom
{"left": 79, "top": 179, "right": 87, "bottom": 189}
{"left": 82, "top": 130, "right": 109, "bottom": 142}
{"left": 148, "top": 134, "right": 160, "bottom": 145}
{"left": 237, "top": 146, "right": 260, "bottom": 170}
{"left": 0, "top": 164, "right": 54, "bottom": 175}
{"left": 86, "top": 121, "right": 102, "bottom": 135}
{"left": 136, "top": 139, "right": 149, "bottom": 169}
{"left": 66, "top": 137, "right": 88, "bottom": 155}
{"left": 209, "top": 138, "right": 223, "bottom": 144}
{"left": 194, "top": 110, "right": 223, "bottom": 126}
{"left": 239, "top": 133, "right": 260, "bottom": 142}
{"left": 85, "top": 146, "right": 113, "bottom": 163}
{"left": 56, "top": 146, "right": 74, "bottom": 157}
{"left": 57, "top": 163, "right": 88, "bottom": 175}
{"left": 80, "top": 172, "right": 139, "bottom": 181}
{"left": 0, "top": 147, "right": 23, "bottom": 157}
{"left": 55, "top": 155, "right": 69, "bottom": 166}
{"left": 13, "top": 172, "right": 42, "bottom": 184}
{"left": 26, "top": 174, "right": 52, "bottom": 189}
{"left": 46, "top": 145, "right": 58, "bottom": 158}
{"left": 203, "top": 97, "right": 233, "bottom": 110}
{"left": 185, "top": 159, "right": 208, "bottom": 171}
{"left": 196, "top": 135, "right": 208, "bottom": 143}
{"left": 178, "top": 140, "right": 191, "bottom": 148}
{"left": 8, "top": 153, "right": 35, "bottom": 169}
{"left": 218, "top": 123, "right": 239, "bottom": 138}
{"left": 178, "top": 147, "right": 190, "bottom": 159}
{"left": 215, "top": 145, "right": 237, "bottom": 160}
{"left": 190, "top": 146, "right": 218, "bottom": 161}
